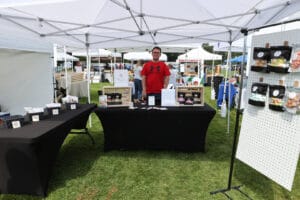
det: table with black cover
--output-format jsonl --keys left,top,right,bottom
{"left": 95, "top": 104, "right": 216, "bottom": 152}
{"left": 0, "top": 104, "right": 96, "bottom": 196}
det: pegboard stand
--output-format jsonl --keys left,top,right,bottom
{"left": 210, "top": 29, "right": 253, "bottom": 200}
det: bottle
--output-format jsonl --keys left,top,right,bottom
{"left": 98, "top": 90, "right": 107, "bottom": 108}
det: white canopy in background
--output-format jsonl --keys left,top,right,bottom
{"left": 124, "top": 51, "right": 167, "bottom": 61}
{"left": 0, "top": 0, "right": 299, "bottom": 50}
{"left": 56, "top": 52, "right": 79, "bottom": 61}
{"left": 72, "top": 49, "right": 121, "bottom": 57}
{"left": 177, "top": 47, "right": 222, "bottom": 62}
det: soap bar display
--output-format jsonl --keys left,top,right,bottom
{"left": 251, "top": 47, "right": 270, "bottom": 73}
{"left": 284, "top": 81, "right": 300, "bottom": 114}
{"left": 248, "top": 83, "right": 268, "bottom": 107}
{"left": 289, "top": 46, "right": 300, "bottom": 73}
{"left": 268, "top": 44, "right": 292, "bottom": 73}
{"left": 268, "top": 85, "right": 285, "bottom": 111}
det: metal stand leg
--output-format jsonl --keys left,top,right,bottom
{"left": 70, "top": 128, "right": 95, "bottom": 145}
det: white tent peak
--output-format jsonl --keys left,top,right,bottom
{"left": 177, "top": 46, "right": 222, "bottom": 62}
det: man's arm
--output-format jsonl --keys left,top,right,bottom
{"left": 164, "top": 75, "right": 170, "bottom": 88}
{"left": 142, "top": 75, "right": 147, "bottom": 99}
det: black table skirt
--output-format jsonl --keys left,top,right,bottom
{"left": 0, "top": 104, "right": 96, "bottom": 196}
{"left": 95, "top": 104, "right": 216, "bottom": 152}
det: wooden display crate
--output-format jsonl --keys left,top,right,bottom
{"left": 175, "top": 86, "right": 204, "bottom": 106}
{"left": 103, "top": 86, "right": 132, "bottom": 107}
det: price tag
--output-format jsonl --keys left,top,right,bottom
{"left": 70, "top": 104, "right": 76, "bottom": 110}
{"left": 52, "top": 109, "right": 59, "bottom": 115}
{"left": 32, "top": 115, "right": 40, "bottom": 122}
{"left": 12, "top": 120, "right": 21, "bottom": 129}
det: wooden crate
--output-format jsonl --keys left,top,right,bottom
{"left": 103, "top": 86, "right": 132, "bottom": 107}
{"left": 175, "top": 86, "right": 204, "bottom": 106}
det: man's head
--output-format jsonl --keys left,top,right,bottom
{"left": 151, "top": 46, "right": 161, "bottom": 62}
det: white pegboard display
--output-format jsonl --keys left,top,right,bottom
{"left": 236, "top": 29, "right": 300, "bottom": 191}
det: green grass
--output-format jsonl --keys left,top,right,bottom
{"left": 1, "top": 83, "right": 299, "bottom": 200}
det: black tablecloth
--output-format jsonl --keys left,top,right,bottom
{"left": 95, "top": 104, "right": 216, "bottom": 152}
{"left": 0, "top": 104, "right": 96, "bottom": 196}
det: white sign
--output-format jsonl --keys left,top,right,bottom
{"left": 161, "top": 89, "right": 176, "bottom": 106}
{"left": 70, "top": 104, "right": 77, "bottom": 110}
{"left": 114, "top": 69, "right": 129, "bottom": 87}
{"left": 12, "top": 120, "right": 21, "bottom": 129}
{"left": 148, "top": 96, "right": 155, "bottom": 106}
{"left": 52, "top": 109, "right": 59, "bottom": 115}
{"left": 32, "top": 115, "right": 40, "bottom": 122}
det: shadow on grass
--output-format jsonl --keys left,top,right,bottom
{"left": 47, "top": 121, "right": 104, "bottom": 195}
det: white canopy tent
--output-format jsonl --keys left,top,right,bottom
{"left": 56, "top": 52, "right": 79, "bottom": 61}
{"left": 0, "top": 0, "right": 300, "bottom": 112}
{"left": 177, "top": 47, "right": 222, "bottom": 62}
{"left": 124, "top": 51, "right": 167, "bottom": 61}
{"left": 72, "top": 49, "right": 121, "bottom": 58}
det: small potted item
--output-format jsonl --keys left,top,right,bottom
{"left": 114, "top": 93, "right": 122, "bottom": 105}
{"left": 46, "top": 103, "right": 61, "bottom": 116}
{"left": 184, "top": 96, "right": 194, "bottom": 105}
{"left": 251, "top": 43, "right": 270, "bottom": 73}
{"left": 106, "top": 93, "right": 114, "bottom": 105}
{"left": 268, "top": 41, "right": 292, "bottom": 73}
{"left": 178, "top": 92, "right": 186, "bottom": 104}
{"left": 24, "top": 107, "right": 45, "bottom": 122}
{"left": 192, "top": 92, "right": 201, "bottom": 104}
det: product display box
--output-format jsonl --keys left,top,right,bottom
{"left": 103, "top": 86, "right": 132, "bottom": 107}
{"left": 175, "top": 86, "right": 204, "bottom": 106}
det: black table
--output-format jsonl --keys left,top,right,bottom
{"left": 95, "top": 104, "right": 216, "bottom": 152}
{"left": 0, "top": 104, "right": 96, "bottom": 196}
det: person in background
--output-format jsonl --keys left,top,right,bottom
{"left": 133, "top": 59, "right": 144, "bottom": 101}
{"left": 74, "top": 61, "right": 83, "bottom": 72}
{"left": 141, "top": 46, "right": 170, "bottom": 104}
{"left": 168, "top": 64, "right": 177, "bottom": 88}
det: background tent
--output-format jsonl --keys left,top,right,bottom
{"left": 56, "top": 52, "right": 79, "bottom": 61}
{"left": 177, "top": 47, "right": 222, "bottom": 62}
{"left": 230, "top": 55, "right": 247, "bottom": 63}
{"left": 124, "top": 51, "right": 167, "bottom": 61}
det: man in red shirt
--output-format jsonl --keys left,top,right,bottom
{"left": 141, "top": 46, "right": 170, "bottom": 104}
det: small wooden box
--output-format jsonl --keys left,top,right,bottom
{"left": 175, "top": 86, "right": 204, "bottom": 106}
{"left": 103, "top": 86, "right": 132, "bottom": 107}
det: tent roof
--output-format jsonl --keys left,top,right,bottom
{"left": 0, "top": 0, "right": 299, "bottom": 51}
{"left": 177, "top": 47, "right": 222, "bottom": 62}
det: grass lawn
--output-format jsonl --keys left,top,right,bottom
{"left": 1, "top": 83, "right": 299, "bottom": 200}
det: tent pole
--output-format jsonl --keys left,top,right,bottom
{"left": 210, "top": 29, "right": 253, "bottom": 200}
{"left": 53, "top": 44, "right": 58, "bottom": 102}
{"left": 85, "top": 33, "right": 92, "bottom": 127}
{"left": 64, "top": 45, "right": 69, "bottom": 96}
{"left": 227, "top": 41, "right": 232, "bottom": 135}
